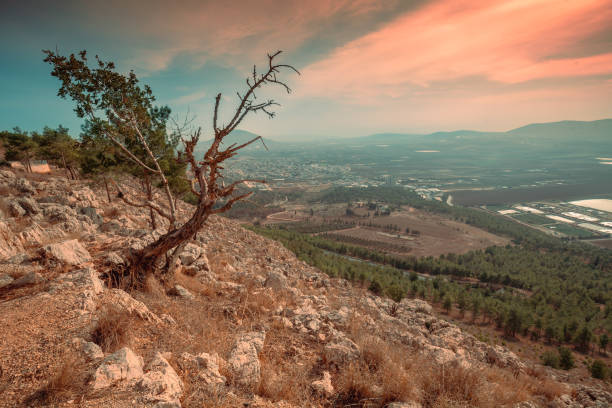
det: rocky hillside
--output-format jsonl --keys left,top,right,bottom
{"left": 0, "top": 169, "right": 610, "bottom": 408}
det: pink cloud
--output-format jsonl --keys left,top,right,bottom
{"left": 78, "top": 0, "right": 401, "bottom": 72}
{"left": 297, "top": 0, "right": 612, "bottom": 100}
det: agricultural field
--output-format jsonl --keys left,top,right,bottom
{"left": 264, "top": 205, "right": 509, "bottom": 257}
{"left": 490, "top": 198, "right": 612, "bottom": 240}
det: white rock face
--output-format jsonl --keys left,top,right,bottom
{"left": 228, "top": 331, "right": 266, "bottom": 388}
{"left": 180, "top": 352, "right": 226, "bottom": 385}
{"left": 93, "top": 347, "right": 144, "bottom": 389}
{"left": 135, "top": 352, "right": 183, "bottom": 406}
{"left": 41, "top": 239, "right": 92, "bottom": 266}
{"left": 311, "top": 371, "right": 334, "bottom": 397}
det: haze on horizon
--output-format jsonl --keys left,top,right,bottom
{"left": 1, "top": 0, "right": 611, "bottom": 141}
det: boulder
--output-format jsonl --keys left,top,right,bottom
{"left": 179, "top": 243, "right": 202, "bottom": 266}
{"left": 72, "top": 337, "right": 104, "bottom": 360}
{"left": 92, "top": 347, "right": 144, "bottom": 389}
{"left": 135, "top": 352, "right": 183, "bottom": 406}
{"left": 386, "top": 403, "right": 423, "bottom": 408}
{"left": 16, "top": 197, "right": 40, "bottom": 215}
{"left": 5, "top": 253, "right": 29, "bottom": 264}
{"left": 79, "top": 206, "right": 103, "bottom": 225}
{"left": 264, "top": 271, "right": 289, "bottom": 291}
{"left": 7, "top": 201, "right": 26, "bottom": 217}
{"left": 14, "top": 178, "right": 36, "bottom": 195}
{"left": 180, "top": 352, "right": 226, "bottom": 385}
{"left": 324, "top": 333, "right": 360, "bottom": 366}
{"left": 106, "top": 289, "right": 162, "bottom": 324}
{"left": 228, "top": 331, "right": 266, "bottom": 388}
{"left": 41, "top": 239, "right": 92, "bottom": 266}
{"left": 168, "top": 285, "right": 195, "bottom": 300}
{"left": 0, "top": 273, "right": 14, "bottom": 289}
{"left": 10, "top": 271, "right": 46, "bottom": 288}
{"left": 311, "top": 371, "right": 334, "bottom": 397}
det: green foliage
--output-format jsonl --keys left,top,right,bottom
{"left": 558, "top": 347, "right": 575, "bottom": 370}
{"left": 590, "top": 360, "right": 608, "bottom": 380}
{"left": 541, "top": 350, "right": 560, "bottom": 369}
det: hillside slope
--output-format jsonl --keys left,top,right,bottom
{"left": 0, "top": 170, "right": 610, "bottom": 407}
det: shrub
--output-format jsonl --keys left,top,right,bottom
{"left": 91, "top": 307, "right": 131, "bottom": 352}
{"left": 541, "top": 350, "right": 560, "bottom": 369}
{"left": 590, "top": 360, "right": 608, "bottom": 380}
{"left": 25, "top": 357, "right": 83, "bottom": 405}
{"left": 558, "top": 347, "right": 574, "bottom": 370}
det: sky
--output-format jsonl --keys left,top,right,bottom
{"left": 1, "top": 0, "right": 611, "bottom": 141}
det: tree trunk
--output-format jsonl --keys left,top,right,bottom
{"left": 104, "top": 177, "right": 112, "bottom": 203}
{"left": 128, "top": 201, "right": 211, "bottom": 285}
{"left": 144, "top": 175, "right": 156, "bottom": 230}
{"left": 61, "top": 152, "right": 70, "bottom": 179}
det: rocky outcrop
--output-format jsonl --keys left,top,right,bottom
{"left": 228, "top": 331, "right": 266, "bottom": 388}
{"left": 135, "top": 352, "right": 184, "bottom": 407}
{"left": 40, "top": 239, "right": 92, "bottom": 266}
{"left": 180, "top": 352, "right": 226, "bottom": 386}
{"left": 105, "top": 289, "right": 162, "bottom": 324}
{"left": 92, "top": 347, "right": 144, "bottom": 389}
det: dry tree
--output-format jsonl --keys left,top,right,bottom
{"left": 44, "top": 49, "right": 299, "bottom": 287}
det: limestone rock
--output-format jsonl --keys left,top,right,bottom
{"left": 168, "top": 285, "right": 195, "bottom": 300}
{"left": 16, "top": 197, "right": 40, "bottom": 215}
{"left": 179, "top": 243, "right": 201, "bottom": 266}
{"left": 10, "top": 271, "right": 46, "bottom": 288}
{"left": 386, "top": 402, "right": 422, "bottom": 408}
{"left": 106, "top": 289, "right": 162, "bottom": 324}
{"left": 0, "top": 273, "right": 14, "bottom": 289}
{"left": 180, "top": 352, "right": 226, "bottom": 385}
{"left": 228, "top": 331, "right": 266, "bottom": 388}
{"left": 72, "top": 337, "right": 104, "bottom": 360}
{"left": 79, "top": 206, "right": 103, "bottom": 225}
{"left": 135, "top": 352, "right": 183, "bottom": 406}
{"left": 7, "top": 201, "right": 26, "bottom": 217}
{"left": 311, "top": 371, "right": 334, "bottom": 397}
{"left": 324, "top": 333, "right": 360, "bottom": 366}
{"left": 41, "top": 239, "right": 92, "bottom": 266}
{"left": 92, "top": 347, "right": 144, "bottom": 389}
{"left": 264, "top": 271, "right": 289, "bottom": 291}
{"left": 14, "top": 178, "right": 36, "bottom": 195}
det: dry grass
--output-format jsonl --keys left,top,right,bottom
{"left": 91, "top": 307, "right": 132, "bottom": 353}
{"left": 257, "top": 325, "right": 320, "bottom": 404}
{"left": 24, "top": 356, "right": 86, "bottom": 406}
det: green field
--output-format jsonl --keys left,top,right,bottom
{"left": 511, "top": 213, "right": 553, "bottom": 225}
{"left": 547, "top": 223, "right": 596, "bottom": 238}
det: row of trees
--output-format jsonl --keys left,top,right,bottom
{"left": 1, "top": 126, "right": 80, "bottom": 178}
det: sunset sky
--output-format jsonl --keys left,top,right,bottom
{"left": 1, "top": 0, "right": 611, "bottom": 140}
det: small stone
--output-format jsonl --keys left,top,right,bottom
{"left": 168, "top": 285, "right": 195, "bottom": 300}
{"left": 311, "top": 371, "right": 334, "bottom": 397}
